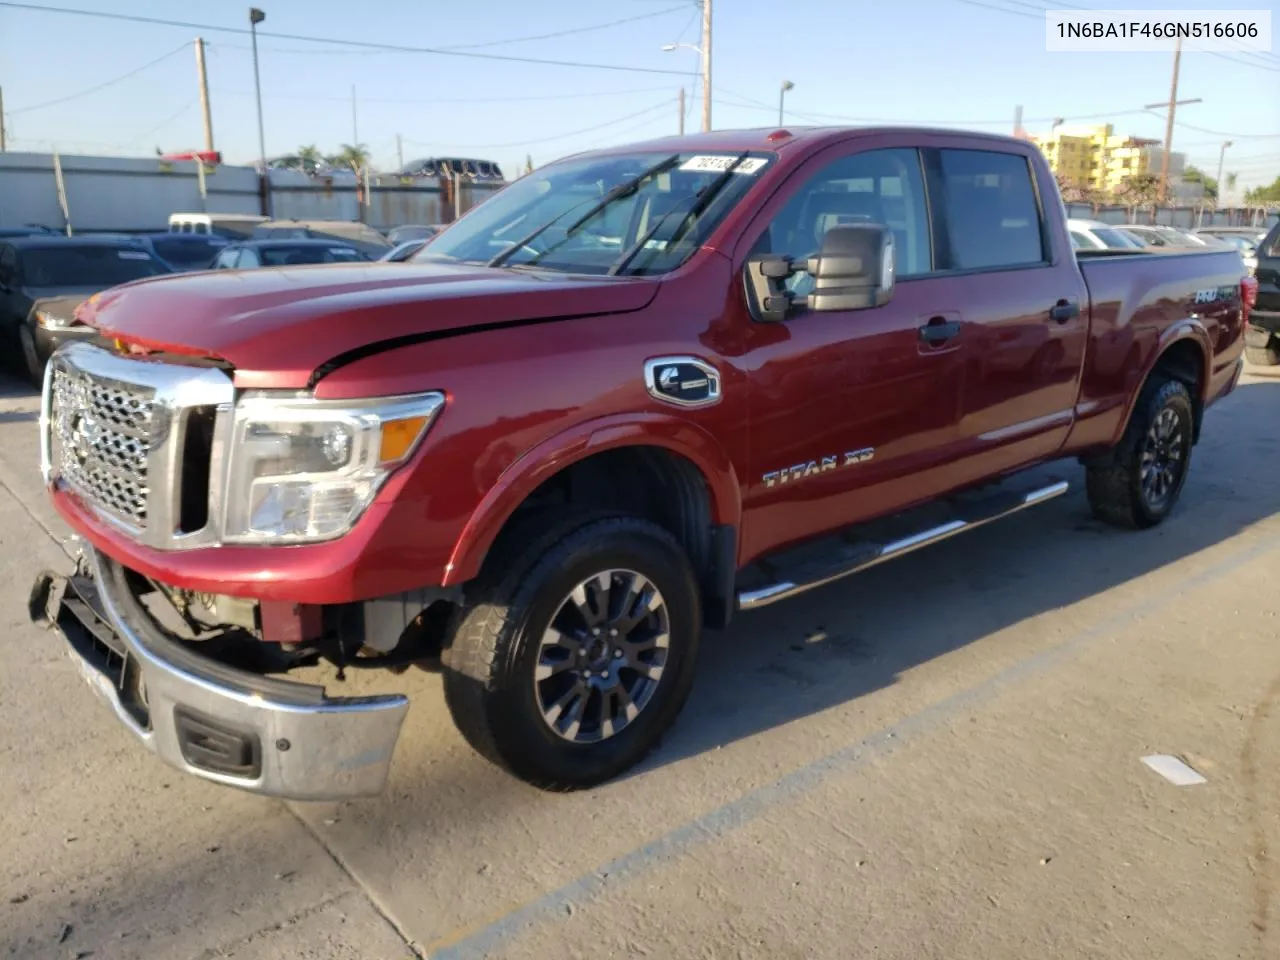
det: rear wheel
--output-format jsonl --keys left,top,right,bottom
{"left": 442, "top": 513, "right": 701, "bottom": 790}
{"left": 1086, "top": 375, "right": 1194, "bottom": 529}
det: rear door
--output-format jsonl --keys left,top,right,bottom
{"left": 927, "top": 146, "right": 1089, "bottom": 481}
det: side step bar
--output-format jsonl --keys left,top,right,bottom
{"left": 736, "top": 480, "right": 1069, "bottom": 612}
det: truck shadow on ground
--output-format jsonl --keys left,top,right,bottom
{"left": 642, "top": 377, "right": 1280, "bottom": 773}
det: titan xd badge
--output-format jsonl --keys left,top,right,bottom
{"left": 762, "top": 448, "right": 875, "bottom": 489}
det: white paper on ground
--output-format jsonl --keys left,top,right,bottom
{"left": 1141, "top": 754, "right": 1207, "bottom": 786}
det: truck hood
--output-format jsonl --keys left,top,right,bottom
{"left": 83, "top": 260, "right": 660, "bottom": 388}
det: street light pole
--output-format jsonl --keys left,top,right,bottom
{"left": 699, "top": 0, "right": 712, "bottom": 133}
{"left": 249, "top": 8, "right": 267, "bottom": 173}
{"left": 1215, "top": 139, "right": 1232, "bottom": 209}
{"left": 778, "top": 80, "right": 794, "bottom": 126}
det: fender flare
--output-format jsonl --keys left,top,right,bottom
{"left": 1109, "top": 318, "right": 1212, "bottom": 448}
{"left": 442, "top": 413, "right": 743, "bottom": 586}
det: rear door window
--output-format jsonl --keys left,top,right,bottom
{"left": 938, "top": 149, "right": 1046, "bottom": 270}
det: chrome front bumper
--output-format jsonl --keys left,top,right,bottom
{"left": 30, "top": 547, "right": 409, "bottom": 801}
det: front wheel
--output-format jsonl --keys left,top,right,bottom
{"left": 442, "top": 514, "right": 701, "bottom": 790}
{"left": 1086, "top": 375, "right": 1194, "bottom": 529}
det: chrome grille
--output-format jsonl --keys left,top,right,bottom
{"left": 42, "top": 342, "right": 235, "bottom": 549}
{"left": 51, "top": 365, "right": 155, "bottom": 530}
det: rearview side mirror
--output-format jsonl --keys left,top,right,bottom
{"left": 743, "top": 223, "right": 895, "bottom": 323}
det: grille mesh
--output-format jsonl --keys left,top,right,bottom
{"left": 51, "top": 366, "right": 155, "bottom": 529}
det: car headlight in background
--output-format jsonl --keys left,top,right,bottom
{"left": 222, "top": 391, "right": 445, "bottom": 544}
{"left": 34, "top": 310, "right": 76, "bottom": 329}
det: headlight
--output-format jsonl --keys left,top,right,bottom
{"left": 222, "top": 391, "right": 445, "bottom": 544}
{"left": 35, "top": 310, "right": 75, "bottom": 329}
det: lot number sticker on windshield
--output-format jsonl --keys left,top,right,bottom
{"left": 679, "top": 155, "right": 768, "bottom": 175}
{"left": 117, "top": 251, "right": 150, "bottom": 260}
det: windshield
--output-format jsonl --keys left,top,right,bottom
{"left": 1092, "top": 227, "right": 1140, "bottom": 249}
{"left": 415, "top": 150, "right": 775, "bottom": 276}
{"left": 22, "top": 245, "right": 168, "bottom": 287}
{"left": 149, "top": 237, "right": 226, "bottom": 267}
{"left": 260, "top": 245, "right": 364, "bottom": 266}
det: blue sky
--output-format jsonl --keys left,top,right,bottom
{"left": 1, "top": 0, "right": 1277, "bottom": 196}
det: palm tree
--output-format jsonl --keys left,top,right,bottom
{"left": 296, "top": 144, "right": 323, "bottom": 174}
{"left": 334, "top": 142, "right": 371, "bottom": 176}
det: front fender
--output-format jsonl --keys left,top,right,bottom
{"left": 443, "top": 413, "right": 742, "bottom": 586}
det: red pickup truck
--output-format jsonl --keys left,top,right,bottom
{"left": 31, "top": 127, "right": 1256, "bottom": 800}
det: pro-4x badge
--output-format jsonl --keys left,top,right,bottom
{"left": 643, "top": 356, "right": 722, "bottom": 408}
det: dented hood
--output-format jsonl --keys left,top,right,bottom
{"left": 82, "top": 260, "right": 659, "bottom": 387}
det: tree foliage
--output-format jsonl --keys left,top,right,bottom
{"left": 1244, "top": 175, "right": 1280, "bottom": 206}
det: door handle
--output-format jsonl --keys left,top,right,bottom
{"left": 1049, "top": 299, "right": 1080, "bottom": 323}
{"left": 919, "top": 317, "right": 961, "bottom": 344}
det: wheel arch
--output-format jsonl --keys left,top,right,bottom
{"left": 443, "top": 414, "right": 742, "bottom": 627}
{"left": 1114, "top": 320, "right": 1212, "bottom": 447}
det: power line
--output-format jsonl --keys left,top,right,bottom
{"left": 438, "top": 5, "right": 689, "bottom": 50}
{"left": 402, "top": 101, "right": 672, "bottom": 150}
{"left": 0, "top": 2, "right": 689, "bottom": 76}
{"left": 7, "top": 41, "right": 191, "bottom": 115}
{"left": 210, "top": 85, "right": 672, "bottom": 106}
{"left": 208, "top": 6, "right": 690, "bottom": 57}
{"left": 713, "top": 86, "right": 1159, "bottom": 127}
{"left": 131, "top": 99, "right": 198, "bottom": 147}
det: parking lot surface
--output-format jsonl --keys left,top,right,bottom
{"left": 3, "top": 367, "right": 1279, "bottom": 960}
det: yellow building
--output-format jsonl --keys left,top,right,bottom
{"left": 1031, "top": 124, "right": 1111, "bottom": 190}
{"left": 1031, "top": 123, "right": 1186, "bottom": 197}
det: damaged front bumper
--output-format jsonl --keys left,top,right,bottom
{"left": 29, "top": 547, "right": 409, "bottom": 801}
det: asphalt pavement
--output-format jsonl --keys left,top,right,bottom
{"left": 2, "top": 365, "right": 1279, "bottom": 960}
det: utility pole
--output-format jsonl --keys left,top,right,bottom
{"left": 0, "top": 87, "right": 6, "bottom": 152}
{"left": 1158, "top": 38, "right": 1181, "bottom": 204}
{"left": 700, "top": 0, "right": 712, "bottom": 132}
{"left": 1213, "top": 140, "right": 1233, "bottom": 209}
{"left": 1013, "top": 104, "right": 1023, "bottom": 137}
{"left": 351, "top": 85, "right": 358, "bottom": 144}
{"left": 396, "top": 133, "right": 403, "bottom": 170}
{"left": 249, "top": 8, "right": 267, "bottom": 173}
{"left": 1143, "top": 38, "right": 1199, "bottom": 205}
{"left": 194, "top": 38, "right": 214, "bottom": 152}
{"left": 778, "top": 80, "right": 794, "bottom": 127}
{"left": 678, "top": 87, "right": 685, "bottom": 135}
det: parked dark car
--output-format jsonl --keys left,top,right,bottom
{"left": 1244, "top": 221, "right": 1280, "bottom": 365}
{"left": 250, "top": 220, "right": 392, "bottom": 258}
{"left": 0, "top": 224, "right": 59, "bottom": 238}
{"left": 209, "top": 239, "right": 371, "bottom": 270}
{"left": 0, "top": 235, "right": 172, "bottom": 381}
{"left": 386, "top": 224, "right": 441, "bottom": 245}
{"left": 131, "top": 233, "right": 229, "bottom": 272}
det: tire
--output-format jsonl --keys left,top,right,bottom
{"left": 1085, "top": 375, "right": 1195, "bottom": 530}
{"left": 19, "top": 325, "right": 44, "bottom": 385}
{"left": 1245, "top": 339, "right": 1280, "bottom": 367}
{"left": 442, "top": 513, "right": 702, "bottom": 790}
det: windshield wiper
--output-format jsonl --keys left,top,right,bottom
{"left": 486, "top": 153, "right": 681, "bottom": 269}
{"left": 608, "top": 151, "right": 749, "bottom": 277}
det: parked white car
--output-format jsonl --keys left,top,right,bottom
{"left": 1067, "top": 219, "right": 1145, "bottom": 251}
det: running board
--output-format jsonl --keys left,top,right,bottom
{"left": 736, "top": 480, "right": 1069, "bottom": 612}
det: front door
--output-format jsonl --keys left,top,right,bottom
{"left": 733, "top": 143, "right": 971, "bottom": 563}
